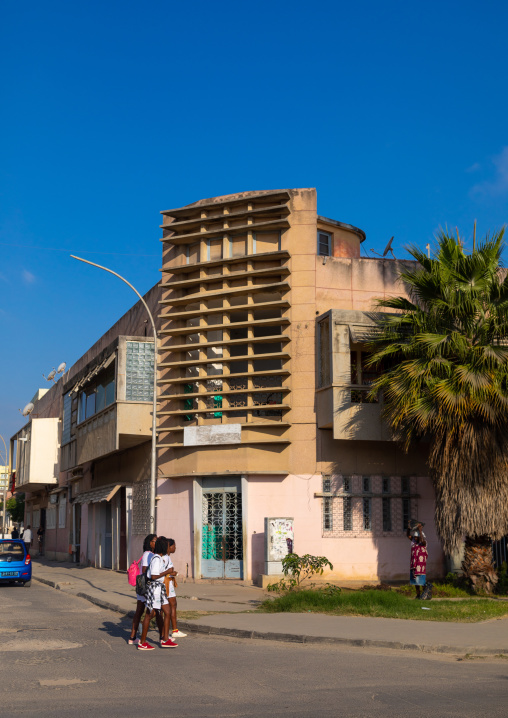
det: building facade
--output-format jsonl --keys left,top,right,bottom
{"left": 10, "top": 187, "right": 444, "bottom": 583}
{"left": 11, "top": 287, "right": 159, "bottom": 566}
{"left": 155, "top": 188, "right": 443, "bottom": 583}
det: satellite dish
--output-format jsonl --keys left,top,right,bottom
{"left": 57, "top": 362, "right": 66, "bottom": 374}
{"left": 21, "top": 402, "right": 34, "bottom": 417}
{"left": 43, "top": 368, "right": 57, "bottom": 382}
{"left": 382, "top": 237, "right": 395, "bottom": 258}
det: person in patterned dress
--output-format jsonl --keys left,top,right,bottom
{"left": 406, "top": 521, "right": 429, "bottom": 599}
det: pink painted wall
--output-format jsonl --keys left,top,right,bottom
{"left": 246, "top": 474, "right": 444, "bottom": 582}
{"left": 156, "top": 477, "right": 193, "bottom": 577}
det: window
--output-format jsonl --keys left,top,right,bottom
{"left": 382, "top": 477, "right": 390, "bottom": 494}
{"left": 323, "top": 498, "right": 333, "bottom": 531}
{"left": 350, "top": 350, "right": 380, "bottom": 403}
{"left": 363, "top": 476, "right": 371, "bottom": 493}
{"left": 343, "top": 497, "right": 353, "bottom": 531}
{"left": 402, "top": 498, "right": 410, "bottom": 531}
{"left": 85, "top": 390, "right": 96, "bottom": 419}
{"left": 126, "top": 342, "right": 154, "bottom": 402}
{"left": 62, "top": 393, "right": 72, "bottom": 445}
{"left": 323, "top": 477, "right": 331, "bottom": 493}
{"left": 318, "top": 231, "right": 332, "bottom": 257}
{"left": 46, "top": 506, "right": 56, "bottom": 530}
{"left": 401, "top": 476, "right": 410, "bottom": 494}
{"left": 363, "top": 498, "right": 372, "bottom": 530}
{"left": 343, "top": 477, "right": 351, "bottom": 493}
{"left": 382, "top": 498, "right": 392, "bottom": 532}
{"left": 77, "top": 364, "right": 116, "bottom": 424}
{"left": 58, "top": 496, "right": 66, "bottom": 528}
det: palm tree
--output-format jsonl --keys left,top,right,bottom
{"left": 366, "top": 229, "right": 508, "bottom": 592}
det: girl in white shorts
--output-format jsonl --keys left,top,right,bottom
{"left": 163, "top": 539, "right": 186, "bottom": 639}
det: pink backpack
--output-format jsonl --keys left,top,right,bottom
{"left": 128, "top": 556, "right": 142, "bottom": 586}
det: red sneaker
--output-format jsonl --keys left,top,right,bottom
{"left": 137, "top": 642, "right": 155, "bottom": 651}
{"left": 160, "top": 638, "right": 178, "bottom": 648}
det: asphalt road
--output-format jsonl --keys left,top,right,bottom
{"left": 1, "top": 582, "right": 507, "bottom": 718}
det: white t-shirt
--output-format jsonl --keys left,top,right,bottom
{"left": 141, "top": 550, "right": 153, "bottom": 571}
{"left": 147, "top": 554, "right": 164, "bottom": 583}
{"left": 23, "top": 529, "right": 32, "bottom": 543}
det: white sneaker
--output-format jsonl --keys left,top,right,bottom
{"left": 171, "top": 630, "right": 187, "bottom": 638}
{"left": 128, "top": 637, "right": 139, "bottom": 645}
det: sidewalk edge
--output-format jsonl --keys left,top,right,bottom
{"left": 33, "top": 576, "right": 508, "bottom": 657}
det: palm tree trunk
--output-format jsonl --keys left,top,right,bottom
{"left": 461, "top": 535, "right": 498, "bottom": 594}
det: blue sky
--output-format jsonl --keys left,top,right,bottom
{"left": 1, "top": 1, "right": 508, "bottom": 448}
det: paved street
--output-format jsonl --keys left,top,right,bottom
{"left": 1, "top": 582, "right": 508, "bottom": 717}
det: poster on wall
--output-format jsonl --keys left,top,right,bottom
{"left": 265, "top": 517, "right": 294, "bottom": 562}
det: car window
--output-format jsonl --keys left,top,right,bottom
{"left": 0, "top": 542, "right": 24, "bottom": 559}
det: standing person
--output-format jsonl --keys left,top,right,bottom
{"left": 128, "top": 534, "right": 163, "bottom": 645}
{"left": 22, "top": 525, "right": 32, "bottom": 555}
{"left": 11, "top": 526, "right": 19, "bottom": 539}
{"left": 37, "top": 526, "right": 44, "bottom": 556}
{"left": 406, "top": 520, "right": 431, "bottom": 600}
{"left": 138, "top": 536, "right": 178, "bottom": 651}
{"left": 164, "top": 539, "right": 186, "bottom": 639}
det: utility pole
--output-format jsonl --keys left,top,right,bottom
{"left": 70, "top": 255, "right": 158, "bottom": 535}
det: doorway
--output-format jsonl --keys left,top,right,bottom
{"left": 103, "top": 502, "right": 112, "bottom": 569}
{"left": 201, "top": 478, "right": 243, "bottom": 579}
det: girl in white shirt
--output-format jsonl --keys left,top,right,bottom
{"left": 128, "top": 534, "right": 163, "bottom": 645}
{"left": 138, "top": 537, "right": 178, "bottom": 651}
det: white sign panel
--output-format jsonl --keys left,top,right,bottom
{"left": 183, "top": 424, "right": 242, "bottom": 447}
{"left": 265, "top": 517, "right": 294, "bottom": 562}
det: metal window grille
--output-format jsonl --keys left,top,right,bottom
{"left": 402, "top": 497, "right": 410, "bottom": 531}
{"left": 323, "top": 477, "right": 331, "bottom": 493}
{"left": 132, "top": 480, "right": 150, "bottom": 535}
{"left": 493, "top": 536, "right": 508, "bottom": 569}
{"left": 363, "top": 476, "right": 371, "bottom": 493}
{"left": 382, "top": 498, "right": 392, "bottom": 532}
{"left": 401, "top": 476, "right": 410, "bottom": 494}
{"left": 343, "top": 477, "right": 351, "bottom": 493}
{"left": 343, "top": 497, "right": 353, "bottom": 531}
{"left": 382, "top": 477, "right": 390, "bottom": 494}
{"left": 323, "top": 498, "right": 333, "bottom": 531}
{"left": 363, "top": 498, "right": 372, "bottom": 530}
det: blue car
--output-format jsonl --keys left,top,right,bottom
{"left": 0, "top": 539, "right": 32, "bottom": 586}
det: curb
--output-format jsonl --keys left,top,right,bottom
{"left": 178, "top": 620, "right": 508, "bottom": 656}
{"left": 32, "top": 576, "right": 508, "bottom": 657}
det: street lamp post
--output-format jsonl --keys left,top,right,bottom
{"left": 70, "top": 256, "right": 158, "bottom": 535}
{"left": 0, "top": 434, "right": 9, "bottom": 539}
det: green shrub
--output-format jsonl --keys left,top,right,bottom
{"left": 267, "top": 553, "right": 333, "bottom": 593}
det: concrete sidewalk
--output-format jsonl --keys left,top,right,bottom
{"left": 30, "top": 557, "right": 508, "bottom": 656}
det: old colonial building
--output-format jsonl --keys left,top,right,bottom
{"left": 156, "top": 188, "right": 442, "bottom": 583}
{"left": 10, "top": 188, "right": 443, "bottom": 583}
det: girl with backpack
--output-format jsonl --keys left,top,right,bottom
{"left": 128, "top": 534, "right": 163, "bottom": 645}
